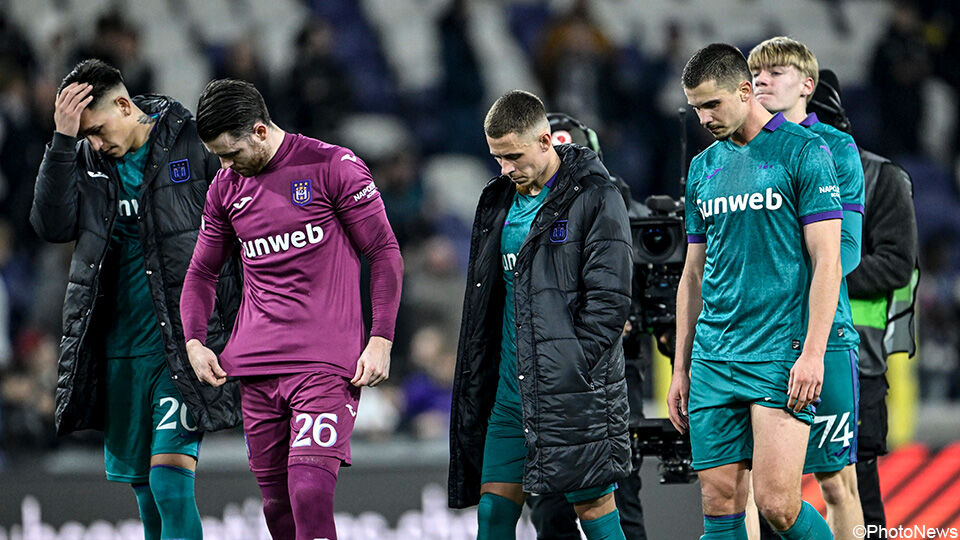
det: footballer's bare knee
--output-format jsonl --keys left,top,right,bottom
{"left": 480, "top": 482, "right": 525, "bottom": 505}
{"left": 573, "top": 492, "right": 616, "bottom": 521}
{"left": 699, "top": 464, "right": 748, "bottom": 516}
{"left": 816, "top": 466, "right": 858, "bottom": 506}
{"left": 150, "top": 453, "right": 197, "bottom": 471}
{"left": 754, "top": 489, "right": 801, "bottom": 531}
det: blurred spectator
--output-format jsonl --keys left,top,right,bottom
{"left": 0, "top": 222, "right": 12, "bottom": 370}
{"left": 211, "top": 39, "right": 273, "bottom": 106}
{"left": 72, "top": 12, "right": 154, "bottom": 97}
{"left": 281, "top": 18, "right": 353, "bottom": 141}
{"left": 647, "top": 20, "right": 697, "bottom": 198}
{"left": 916, "top": 233, "right": 960, "bottom": 401}
{"left": 399, "top": 325, "right": 454, "bottom": 440}
{"left": 0, "top": 64, "right": 56, "bottom": 255}
{"left": 390, "top": 234, "right": 464, "bottom": 380}
{"left": 372, "top": 150, "right": 430, "bottom": 249}
{"left": 0, "top": 217, "right": 36, "bottom": 366}
{"left": 534, "top": 0, "right": 615, "bottom": 128}
{"left": 870, "top": 1, "right": 932, "bottom": 157}
{"left": 436, "top": 0, "right": 485, "bottom": 155}
{"left": 402, "top": 235, "right": 465, "bottom": 335}
{"left": 0, "top": 13, "right": 38, "bottom": 80}
{"left": 925, "top": 2, "right": 960, "bottom": 170}
{"left": 420, "top": 154, "right": 490, "bottom": 267}
{"left": 27, "top": 243, "right": 73, "bottom": 339}
{"left": 0, "top": 330, "right": 58, "bottom": 450}
{"left": 351, "top": 386, "right": 402, "bottom": 442}
{"left": 32, "top": 13, "right": 74, "bottom": 83}
{"left": 338, "top": 113, "right": 434, "bottom": 250}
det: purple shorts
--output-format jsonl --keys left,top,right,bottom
{"left": 240, "top": 371, "right": 361, "bottom": 476}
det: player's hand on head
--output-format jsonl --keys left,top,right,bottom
{"left": 667, "top": 371, "right": 690, "bottom": 434}
{"left": 787, "top": 352, "right": 824, "bottom": 412}
{"left": 351, "top": 336, "right": 392, "bottom": 388}
{"left": 186, "top": 338, "right": 227, "bottom": 387}
{"left": 54, "top": 83, "right": 94, "bottom": 138}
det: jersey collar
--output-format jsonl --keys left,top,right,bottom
{"left": 544, "top": 170, "right": 559, "bottom": 189}
{"left": 800, "top": 112, "right": 820, "bottom": 127}
{"left": 763, "top": 112, "right": 787, "bottom": 132}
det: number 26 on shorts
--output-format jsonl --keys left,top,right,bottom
{"left": 292, "top": 413, "right": 339, "bottom": 448}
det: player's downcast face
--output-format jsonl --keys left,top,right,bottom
{"left": 78, "top": 96, "right": 137, "bottom": 158}
{"left": 205, "top": 129, "right": 272, "bottom": 177}
{"left": 752, "top": 64, "right": 809, "bottom": 113}
{"left": 684, "top": 79, "right": 749, "bottom": 141}
{"left": 487, "top": 129, "right": 550, "bottom": 195}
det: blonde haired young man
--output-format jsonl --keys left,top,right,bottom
{"left": 746, "top": 36, "right": 866, "bottom": 540}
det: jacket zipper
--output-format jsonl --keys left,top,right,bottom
{"left": 511, "top": 178, "right": 581, "bottom": 442}
{"left": 74, "top": 165, "right": 119, "bottom": 388}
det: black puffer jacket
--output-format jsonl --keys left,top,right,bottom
{"left": 448, "top": 144, "right": 632, "bottom": 508}
{"left": 30, "top": 95, "right": 242, "bottom": 435}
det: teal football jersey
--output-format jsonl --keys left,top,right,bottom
{"left": 498, "top": 184, "right": 552, "bottom": 407}
{"left": 684, "top": 113, "right": 842, "bottom": 362}
{"left": 802, "top": 113, "right": 864, "bottom": 351}
{"left": 101, "top": 141, "right": 165, "bottom": 358}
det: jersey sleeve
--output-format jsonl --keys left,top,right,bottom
{"left": 685, "top": 156, "right": 706, "bottom": 243}
{"left": 197, "top": 172, "right": 236, "bottom": 243}
{"left": 833, "top": 134, "right": 864, "bottom": 272}
{"left": 181, "top": 172, "right": 236, "bottom": 344}
{"left": 836, "top": 136, "right": 865, "bottom": 212}
{"left": 796, "top": 138, "right": 842, "bottom": 224}
{"left": 329, "top": 149, "right": 387, "bottom": 225}
{"left": 342, "top": 212, "right": 403, "bottom": 340}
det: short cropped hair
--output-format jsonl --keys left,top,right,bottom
{"left": 58, "top": 59, "right": 124, "bottom": 109}
{"left": 682, "top": 43, "right": 752, "bottom": 91}
{"left": 747, "top": 36, "right": 819, "bottom": 89}
{"left": 196, "top": 79, "right": 272, "bottom": 142}
{"left": 484, "top": 90, "right": 548, "bottom": 139}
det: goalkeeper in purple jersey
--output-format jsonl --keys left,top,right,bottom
{"left": 180, "top": 79, "right": 403, "bottom": 540}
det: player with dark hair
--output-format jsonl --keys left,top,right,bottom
{"left": 669, "top": 43, "right": 841, "bottom": 539}
{"left": 747, "top": 37, "right": 865, "bottom": 540}
{"left": 809, "top": 69, "right": 919, "bottom": 539}
{"left": 31, "top": 59, "right": 243, "bottom": 540}
{"left": 448, "top": 89, "right": 632, "bottom": 539}
{"left": 180, "top": 78, "right": 403, "bottom": 540}
{"left": 194, "top": 78, "right": 272, "bottom": 144}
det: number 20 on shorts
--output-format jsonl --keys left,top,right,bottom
{"left": 156, "top": 397, "right": 198, "bottom": 432}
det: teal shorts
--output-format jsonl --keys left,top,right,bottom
{"left": 481, "top": 396, "right": 616, "bottom": 503}
{"left": 104, "top": 352, "right": 202, "bottom": 483}
{"left": 803, "top": 349, "right": 859, "bottom": 474}
{"left": 688, "top": 358, "right": 815, "bottom": 471}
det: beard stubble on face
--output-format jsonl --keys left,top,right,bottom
{"left": 240, "top": 139, "right": 272, "bottom": 176}
{"left": 514, "top": 179, "right": 533, "bottom": 196}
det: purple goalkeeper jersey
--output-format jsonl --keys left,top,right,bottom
{"left": 186, "top": 133, "right": 387, "bottom": 377}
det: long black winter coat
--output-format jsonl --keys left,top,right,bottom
{"left": 30, "top": 95, "right": 242, "bottom": 435}
{"left": 448, "top": 144, "right": 633, "bottom": 508}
